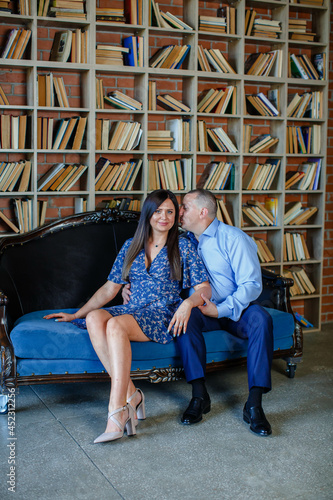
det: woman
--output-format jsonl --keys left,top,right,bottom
{"left": 44, "top": 190, "right": 211, "bottom": 443}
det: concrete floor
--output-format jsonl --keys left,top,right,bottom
{"left": 1, "top": 324, "right": 332, "bottom": 500}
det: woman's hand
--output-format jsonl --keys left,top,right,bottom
{"left": 122, "top": 284, "right": 132, "bottom": 305}
{"left": 43, "top": 312, "right": 77, "bottom": 322}
{"left": 167, "top": 299, "right": 193, "bottom": 337}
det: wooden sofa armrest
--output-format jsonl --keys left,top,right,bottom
{"left": 0, "top": 291, "right": 16, "bottom": 391}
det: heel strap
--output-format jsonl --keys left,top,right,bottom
{"left": 127, "top": 388, "right": 141, "bottom": 404}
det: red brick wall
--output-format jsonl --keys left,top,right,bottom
{"left": 323, "top": 8, "right": 333, "bottom": 323}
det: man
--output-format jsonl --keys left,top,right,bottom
{"left": 176, "top": 189, "right": 273, "bottom": 436}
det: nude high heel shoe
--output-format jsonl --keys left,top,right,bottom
{"left": 93, "top": 403, "right": 136, "bottom": 444}
{"left": 127, "top": 388, "right": 146, "bottom": 426}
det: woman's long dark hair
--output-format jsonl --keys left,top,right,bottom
{"left": 122, "top": 190, "right": 181, "bottom": 280}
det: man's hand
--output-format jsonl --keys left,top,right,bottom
{"left": 122, "top": 284, "right": 132, "bottom": 305}
{"left": 198, "top": 294, "right": 218, "bottom": 318}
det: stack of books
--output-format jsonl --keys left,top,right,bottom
{"left": 38, "top": 74, "right": 69, "bottom": 107}
{"left": 37, "top": 163, "right": 88, "bottom": 192}
{"left": 95, "top": 158, "right": 142, "bottom": 192}
{"left": 283, "top": 267, "right": 315, "bottom": 296}
{"left": 242, "top": 200, "right": 275, "bottom": 227}
{"left": 252, "top": 237, "right": 275, "bottom": 263}
{"left": 150, "top": 1, "right": 193, "bottom": 30}
{"left": 216, "top": 198, "right": 234, "bottom": 226}
{"left": 285, "top": 171, "right": 306, "bottom": 190}
{"left": 287, "top": 91, "right": 323, "bottom": 119}
{"left": 96, "top": 45, "right": 129, "bottom": 66}
{"left": 1, "top": 28, "right": 32, "bottom": 60}
{"left": 156, "top": 94, "right": 190, "bottom": 113}
{"left": 0, "top": 0, "right": 12, "bottom": 13}
{"left": 0, "top": 160, "right": 31, "bottom": 193}
{"left": 147, "top": 130, "right": 174, "bottom": 151}
{"left": 199, "top": 16, "right": 227, "bottom": 34}
{"left": 245, "top": 10, "right": 281, "bottom": 38}
{"left": 284, "top": 232, "right": 311, "bottom": 262}
{"left": 284, "top": 202, "right": 318, "bottom": 225}
{"left": 243, "top": 159, "right": 280, "bottom": 190}
{"left": 289, "top": 53, "right": 322, "bottom": 80}
{"left": 289, "top": 19, "right": 316, "bottom": 42}
{"left": 47, "top": 0, "right": 86, "bottom": 20}
{"left": 149, "top": 45, "right": 190, "bottom": 70}
{"left": 243, "top": 126, "right": 279, "bottom": 154}
{"left": 104, "top": 90, "right": 142, "bottom": 111}
{"left": 148, "top": 158, "right": 189, "bottom": 191}
{"left": 96, "top": 121, "right": 142, "bottom": 151}
{"left": 0, "top": 114, "right": 28, "bottom": 149}
{"left": 246, "top": 92, "right": 279, "bottom": 117}
{"left": 197, "top": 87, "right": 236, "bottom": 115}
{"left": 286, "top": 125, "right": 321, "bottom": 155}
{"left": 96, "top": 7, "right": 125, "bottom": 23}
{"left": 197, "top": 161, "right": 234, "bottom": 191}
{"left": 245, "top": 50, "right": 282, "bottom": 77}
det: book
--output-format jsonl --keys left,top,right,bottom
{"left": 50, "top": 31, "right": 72, "bottom": 62}
{"left": 0, "top": 209, "right": 20, "bottom": 233}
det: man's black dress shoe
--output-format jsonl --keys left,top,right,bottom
{"left": 243, "top": 404, "right": 272, "bottom": 436}
{"left": 181, "top": 394, "right": 211, "bottom": 425}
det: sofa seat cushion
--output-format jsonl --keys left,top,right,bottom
{"left": 12, "top": 307, "right": 295, "bottom": 376}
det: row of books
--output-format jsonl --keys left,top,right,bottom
{"left": 198, "top": 46, "right": 236, "bottom": 74}
{"left": 95, "top": 120, "right": 142, "bottom": 151}
{"left": 243, "top": 160, "right": 280, "bottom": 191}
{"left": 246, "top": 92, "right": 279, "bottom": 117}
{"left": 95, "top": 45, "right": 128, "bottom": 66}
{"left": 284, "top": 202, "right": 318, "bottom": 225}
{"left": 287, "top": 91, "right": 322, "bottom": 119}
{"left": 37, "top": 116, "right": 87, "bottom": 150}
{"left": 149, "top": 45, "right": 190, "bottom": 70}
{"left": 289, "top": 53, "right": 325, "bottom": 80}
{"left": 148, "top": 158, "right": 189, "bottom": 191}
{"left": 284, "top": 232, "right": 311, "bottom": 262}
{"left": 289, "top": 19, "right": 316, "bottom": 42}
{"left": 197, "top": 87, "right": 236, "bottom": 115}
{"left": 242, "top": 200, "right": 275, "bottom": 227}
{"left": 216, "top": 198, "right": 234, "bottom": 226}
{"left": 252, "top": 237, "right": 275, "bottom": 264}
{"left": 98, "top": 197, "right": 141, "bottom": 212}
{"left": 197, "top": 162, "right": 234, "bottom": 191}
{"left": 243, "top": 126, "right": 279, "bottom": 154}
{"left": 37, "top": 163, "right": 87, "bottom": 192}
{"left": 95, "top": 158, "right": 142, "bottom": 192}
{"left": 283, "top": 266, "right": 315, "bottom": 296}
{"left": 12, "top": 197, "right": 33, "bottom": 234}
{"left": 244, "top": 50, "right": 282, "bottom": 78}
{"left": 1, "top": 28, "right": 31, "bottom": 60}
{"left": 0, "top": 160, "right": 31, "bottom": 193}
{"left": 286, "top": 125, "right": 321, "bottom": 155}
{"left": 199, "top": 7, "right": 236, "bottom": 35}
{"left": 245, "top": 9, "right": 282, "bottom": 38}
{"left": 150, "top": 0, "right": 192, "bottom": 30}
{"left": 38, "top": 73, "right": 69, "bottom": 107}
{"left": 50, "top": 29, "right": 88, "bottom": 63}
{"left": 286, "top": 159, "right": 322, "bottom": 191}
{"left": 198, "top": 121, "right": 238, "bottom": 153}
{"left": 38, "top": 0, "right": 86, "bottom": 19}
{"left": 0, "top": 114, "right": 28, "bottom": 149}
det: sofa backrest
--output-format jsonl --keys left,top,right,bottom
{"left": 0, "top": 210, "right": 139, "bottom": 323}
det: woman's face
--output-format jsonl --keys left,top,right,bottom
{"left": 149, "top": 198, "right": 176, "bottom": 234}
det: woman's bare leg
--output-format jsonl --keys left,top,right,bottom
{"left": 86, "top": 309, "right": 113, "bottom": 376}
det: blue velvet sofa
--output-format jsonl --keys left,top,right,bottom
{"left": 0, "top": 209, "right": 302, "bottom": 408}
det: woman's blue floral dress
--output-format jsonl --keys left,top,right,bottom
{"left": 72, "top": 237, "right": 208, "bottom": 344}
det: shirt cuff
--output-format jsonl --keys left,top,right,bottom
{"left": 216, "top": 302, "right": 233, "bottom": 319}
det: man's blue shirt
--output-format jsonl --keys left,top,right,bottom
{"left": 187, "top": 218, "right": 262, "bottom": 321}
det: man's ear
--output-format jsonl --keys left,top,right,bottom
{"left": 200, "top": 207, "right": 209, "bottom": 218}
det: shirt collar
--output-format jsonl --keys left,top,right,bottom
{"left": 187, "top": 218, "right": 219, "bottom": 245}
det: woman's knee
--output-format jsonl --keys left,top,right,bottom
{"left": 86, "top": 309, "right": 108, "bottom": 331}
{"left": 106, "top": 316, "right": 127, "bottom": 339}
